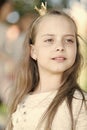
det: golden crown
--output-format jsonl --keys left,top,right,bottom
{"left": 34, "top": 2, "right": 47, "bottom": 16}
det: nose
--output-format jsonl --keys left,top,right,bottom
{"left": 56, "top": 48, "right": 64, "bottom": 51}
{"left": 55, "top": 40, "right": 64, "bottom": 52}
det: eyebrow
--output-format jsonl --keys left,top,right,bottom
{"left": 41, "top": 34, "right": 55, "bottom": 37}
{"left": 41, "top": 34, "right": 75, "bottom": 37}
{"left": 64, "top": 34, "right": 75, "bottom": 37}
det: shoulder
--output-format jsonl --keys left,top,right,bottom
{"left": 72, "top": 90, "right": 87, "bottom": 116}
{"left": 73, "top": 89, "right": 87, "bottom": 101}
{"left": 72, "top": 90, "right": 87, "bottom": 129}
{"left": 72, "top": 89, "right": 87, "bottom": 107}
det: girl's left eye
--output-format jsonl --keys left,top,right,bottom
{"left": 65, "top": 39, "right": 74, "bottom": 43}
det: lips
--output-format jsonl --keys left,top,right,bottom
{"left": 52, "top": 56, "right": 66, "bottom": 62}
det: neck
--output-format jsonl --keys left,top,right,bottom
{"left": 34, "top": 72, "right": 63, "bottom": 94}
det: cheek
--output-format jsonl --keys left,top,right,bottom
{"left": 68, "top": 45, "right": 77, "bottom": 60}
{"left": 74, "top": 45, "right": 77, "bottom": 58}
{"left": 72, "top": 47, "right": 77, "bottom": 63}
{"left": 35, "top": 47, "right": 45, "bottom": 59}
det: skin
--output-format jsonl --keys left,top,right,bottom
{"left": 30, "top": 15, "right": 77, "bottom": 93}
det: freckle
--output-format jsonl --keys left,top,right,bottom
{"left": 23, "top": 111, "right": 26, "bottom": 114}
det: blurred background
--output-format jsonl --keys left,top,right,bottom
{"left": 0, "top": 0, "right": 87, "bottom": 129}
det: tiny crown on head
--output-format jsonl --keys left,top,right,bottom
{"left": 34, "top": 2, "right": 47, "bottom": 16}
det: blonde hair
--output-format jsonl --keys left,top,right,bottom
{"left": 7, "top": 10, "right": 86, "bottom": 130}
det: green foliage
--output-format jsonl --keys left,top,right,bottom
{"left": 13, "top": 0, "right": 35, "bottom": 16}
{"left": 0, "top": 104, "right": 8, "bottom": 115}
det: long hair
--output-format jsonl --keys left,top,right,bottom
{"left": 7, "top": 10, "right": 86, "bottom": 130}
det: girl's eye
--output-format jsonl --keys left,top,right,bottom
{"left": 65, "top": 39, "right": 74, "bottom": 44}
{"left": 44, "top": 38, "right": 54, "bottom": 43}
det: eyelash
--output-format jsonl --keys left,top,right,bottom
{"left": 44, "top": 39, "right": 54, "bottom": 43}
{"left": 44, "top": 38, "right": 74, "bottom": 44}
{"left": 65, "top": 39, "right": 74, "bottom": 43}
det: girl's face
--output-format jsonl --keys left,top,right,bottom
{"left": 31, "top": 15, "right": 77, "bottom": 75}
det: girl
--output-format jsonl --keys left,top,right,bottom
{"left": 6, "top": 9, "right": 87, "bottom": 130}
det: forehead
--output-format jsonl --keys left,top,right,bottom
{"left": 37, "top": 15, "right": 76, "bottom": 35}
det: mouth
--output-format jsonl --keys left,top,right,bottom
{"left": 51, "top": 56, "right": 66, "bottom": 62}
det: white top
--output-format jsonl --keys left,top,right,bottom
{"left": 10, "top": 90, "right": 87, "bottom": 130}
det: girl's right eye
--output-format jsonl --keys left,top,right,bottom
{"left": 44, "top": 38, "right": 54, "bottom": 43}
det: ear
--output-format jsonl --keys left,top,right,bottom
{"left": 30, "top": 45, "right": 37, "bottom": 60}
